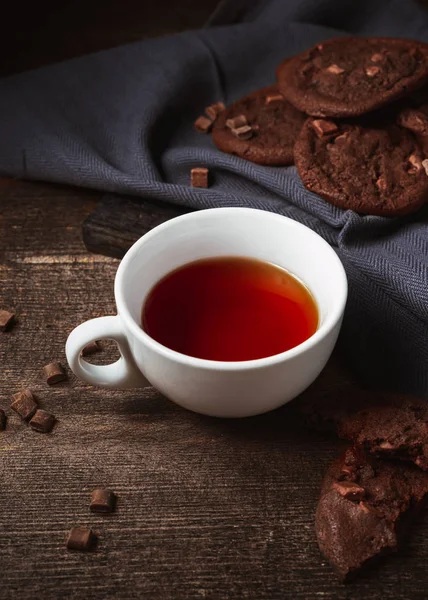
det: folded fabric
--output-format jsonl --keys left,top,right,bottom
{"left": 0, "top": 0, "right": 427, "bottom": 396}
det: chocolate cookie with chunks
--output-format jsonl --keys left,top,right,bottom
{"left": 316, "top": 446, "right": 428, "bottom": 582}
{"left": 212, "top": 85, "right": 306, "bottom": 166}
{"left": 294, "top": 117, "right": 428, "bottom": 216}
{"left": 277, "top": 37, "right": 428, "bottom": 118}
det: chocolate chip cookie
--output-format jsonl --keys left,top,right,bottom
{"left": 277, "top": 37, "right": 428, "bottom": 118}
{"left": 294, "top": 117, "right": 428, "bottom": 216}
{"left": 212, "top": 85, "right": 306, "bottom": 165}
{"left": 316, "top": 446, "right": 428, "bottom": 581}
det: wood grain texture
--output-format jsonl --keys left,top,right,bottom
{"left": 83, "top": 194, "right": 191, "bottom": 259}
{"left": 2, "top": 181, "right": 428, "bottom": 600}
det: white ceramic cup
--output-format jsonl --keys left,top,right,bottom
{"left": 66, "top": 207, "right": 347, "bottom": 418}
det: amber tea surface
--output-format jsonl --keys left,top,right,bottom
{"left": 142, "top": 256, "right": 318, "bottom": 362}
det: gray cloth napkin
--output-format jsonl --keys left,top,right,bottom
{"left": 0, "top": 0, "right": 427, "bottom": 395}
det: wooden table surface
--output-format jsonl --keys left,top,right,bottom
{"left": 2, "top": 4, "right": 428, "bottom": 599}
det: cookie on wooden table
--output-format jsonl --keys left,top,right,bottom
{"left": 316, "top": 446, "right": 428, "bottom": 582}
{"left": 212, "top": 85, "right": 306, "bottom": 166}
{"left": 294, "top": 117, "right": 428, "bottom": 216}
{"left": 277, "top": 37, "right": 428, "bottom": 118}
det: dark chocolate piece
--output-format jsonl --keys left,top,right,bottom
{"left": 316, "top": 447, "right": 428, "bottom": 581}
{"left": 225, "top": 114, "right": 247, "bottom": 129}
{"left": 194, "top": 115, "right": 213, "bottom": 134}
{"left": 205, "top": 102, "right": 225, "bottom": 120}
{"left": 90, "top": 489, "right": 117, "bottom": 513}
{"left": 231, "top": 125, "right": 253, "bottom": 140}
{"left": 0, "top": 309, "right": 15, "bottom": 332}
{"left": 43, "top": 362, "right": 67, "bottom": 385}
{"left": 29, "top": 409, "right": 56, "bottom": 433}
{"left": 191, "top": 168, "right": 209, "bottom": 189}
{"left": 10, "top": 389, "right": 37, "bottom": 421}
{"left": 66, "top": 527, "right": 96, "bottom": 551}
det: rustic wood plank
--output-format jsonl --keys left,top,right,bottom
{"left": 82, "top": 194, "right": 191, "bottom": 258}
{"left": 1, "top": 181, "right": 428, "bottom": 600}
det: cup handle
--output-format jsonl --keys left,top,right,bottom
{"left": 66, "top": 315, "right": 150, "bottom": 389}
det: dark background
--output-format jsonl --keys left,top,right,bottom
{"left": 0, "top": 0, "right": 220, "bottom": 75}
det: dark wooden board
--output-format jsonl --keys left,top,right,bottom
{"left": 2, "top": 180, "right": 428, "bottom": 600}
{"left": 83, "top": 194, "right": 192, "bottom": 259}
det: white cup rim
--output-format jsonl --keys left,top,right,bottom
{"left": 115, "top": 207, "right": 347, "bottom": 371}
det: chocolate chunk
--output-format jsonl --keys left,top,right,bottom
{"left": 326, "top": 64, "right": 344, "bottom": 74}
{"left": 66, "top": 527, "right": 96, "bottom": 551}
{"left": 231, "top": 125, "right": 253, "bottom": 140}
{"left": 43, "top": 362, "right": 67, "bottom": 385}
{"left": 90, "top": 488, "right": 117, "bottom": 513}
{"left": 332, "top": 481, "right": 365, "bottom": 501}
{"left": 194, "top": 115, "right": 213, "bottom": 134}
{"left": 0, "top": 309, "right": 15, "bottom": 332}
{"left": 398, "top": 107, "right": 428, "bottom": 135}
{"left": 0, "top": 409, "right": 7, "bottom": 431}
{"left": 81, "top": 341, "right": 101, "bottom": 356}
{"left": 371, "top": 53, "right": 384, "bottom": 62}
{"left": 205, "top": 102, "right": 225, "bottom": 121}
{"left": 311, "top": 119, "right": 338, "bottom": 138}
{"left": 316, "top": 447, "right": 428, "bottom": 582}
{"left": 265, "top": 93, "right": 284, "bottom": 104}
{"left": 408, "top": 154, "right": 423, "bottom": 171}
{"left": 365, "top": 66, "right": 381, "bottom": 77}
{"left": 422, "top": 159, "right": 428, "bottom": 176}
{"left": 225, "top": 115, "right": 247, "bottom": 129}
{"left": 29, "top": 409, "right": 56, "bottom": 433}
{"left": 191, "top": 167, "right": 209, "bottom": 189}
{"left": 10, "top": 389, "right": 37, "bottom": 421}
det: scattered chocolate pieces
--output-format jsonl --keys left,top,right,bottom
{"left": 371, "top": 53, "right": 383, "bottom": 62}
{"left": 0, "top": 409, "right": 6, "bottom": 431}
{"left": 81, "top": 341, "right": 102, "bottom": 357}
{"left": 225, "top": 114, "right": 247, "bottom": 129}
{"left": 191, "top": 167, "right": 209, "bottom": 188}
{"left": 29, "top": 409, "right": 56, "bottom": 433}
{"left": 0, "top": 309, "right": 15, "bottom": 332}
{"left": 205, "top": 102, "right": 225, "bottom": 120}
{"left": 90, "top": 488, "right": 117, "bottom": 513}
{"left": 194, "top": 115, "right": 213, "bottom": 134}
{"left": 10, "top": 389, "right": 37, "bottom": 421}
{"left": 66, "top": 527, "right": 96, "bottom": 552}
{"left": 311, "top": 119, "right": 338, "bottom": 138}
{"left": 408, "top": 153, "right": 423, "bottom": 171}
{"left": 43, "top": 362, "right": 67, "bottom": 385}
{"left": 231, "top": 125, "right": 253, "bottom": 140}
{"left": 265, "top": 93, "right": 284, "bottom": 104}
